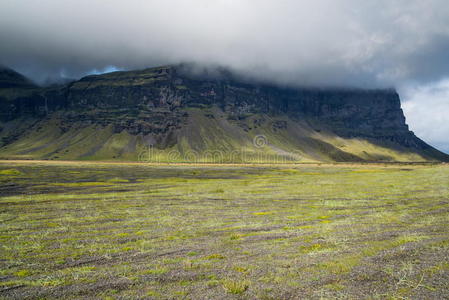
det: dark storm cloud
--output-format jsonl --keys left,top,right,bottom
{"left": 1, "top": 0, "right": 449, "bottom": 87}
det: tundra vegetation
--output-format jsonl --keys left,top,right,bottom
{"left": 0, "top": 161, "right": 448, "bottom": 299}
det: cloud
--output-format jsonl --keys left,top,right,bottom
{"left": 1, "top": 0, "right": 449, "bottom": 87}
{"left": 402, "top": 79, "right": 449, "bottom": 154}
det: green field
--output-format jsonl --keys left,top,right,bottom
{"left": 0, "top": 161, "right": 448, "bottom": 299}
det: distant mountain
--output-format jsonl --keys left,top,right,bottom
{"left": 0, "top": 67, "right": 36, "bottom": 89}
{"left": 0, "top": 65, "right": 448, "bottom": 162}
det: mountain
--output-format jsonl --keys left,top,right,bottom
{"left": 0, "top": 65, "right": 448, "bottom": 163}
{"left": 0, "top": 66, "right": 36, "bottom": 89}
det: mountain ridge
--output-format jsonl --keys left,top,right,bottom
{"left": 0, "top": 65, "right": 448, "bottom": 163}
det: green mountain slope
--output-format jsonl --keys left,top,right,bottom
{"left": 0, "top": 108, "right": 439, "bottom": 163}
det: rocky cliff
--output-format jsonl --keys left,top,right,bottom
{"left": 0, "top": 65, "right": 447, "bottom": 162}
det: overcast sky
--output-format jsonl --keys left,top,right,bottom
{"left": 0, "top": 0, "right": 448, "bottom": 153}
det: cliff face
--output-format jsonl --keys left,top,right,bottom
{"left": 0, "top": 66, "right": 447, "bottom": 162}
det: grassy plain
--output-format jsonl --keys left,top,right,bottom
{"left": 0, "top": 161, "right": 448, "bottom": 299}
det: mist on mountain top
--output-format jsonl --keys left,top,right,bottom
{"left": 0, "top": 0, "right": 449, "bottom": 88}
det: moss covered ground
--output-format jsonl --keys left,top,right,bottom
{"left": 0, "top": 161, "right": 448, "bottom": 299}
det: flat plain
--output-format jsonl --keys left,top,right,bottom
{"left": 0, "top": 161, "right": 448, "bottom": 299}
